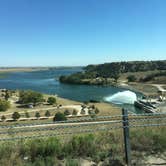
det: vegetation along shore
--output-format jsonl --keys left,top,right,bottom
{"left": 59, "top": 60, "right": 166, "bottom": 97}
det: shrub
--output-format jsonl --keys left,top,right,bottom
{"left": 91, "top": 105, "right": 95, "bottom": 109}
{"left": 27, "top": 137, "right": 62, "bottom": 162}
{"left": 64, "top": 109, "right": 70, "bottom": 116}
{"left": 1, "top": 115, "right": 6, "bottom": 121}
{"left": 45, "top": 110, "right": 51, "bottom": 117}
{"left": 4, "top": 90, "right": 10, "bottom": 101}
{"left": 12, "top": 112, "right": 20, "bottom": 121}
{"left": 35, "top": 112, "right": 40, "bottom": 119}
{"left": 47, "top": 97, "right": 56, "bottom": 105}
{"left": 72, "top": 109, "right": 78, "bottom": 115}
{"left": 64, "top": 134, "right": 97, "bottom": 157}
{"left": 0, "top": 99, "right": 10, "bottom": 112}
{"left": 94, "top": 108, "right": 100, "bottom": 114}
{"left": 127, "top": 75, "right": 137, "bottom": 82}
{"left": 53, "top": 112, "right": 67, "bottom": 121}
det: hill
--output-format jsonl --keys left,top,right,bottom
{"left": 59, "top": 60, "right": 166, "bottom": 85}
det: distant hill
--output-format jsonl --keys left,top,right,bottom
{"left": 59, "top": 60, "right": 166, "bottom": 85}
{"left": 84, "top": 60, "right": 166, "bottom": 76}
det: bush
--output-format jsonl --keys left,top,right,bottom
{"left": 4, "top": 90, "right": 10, "bottom": 101}
{"left": 1, "top": 115, "right": 6, "bottom": 121}
{"left": 47, "top": 97, "right": 56, "bottom": 105}
{"left": 0, "top": 99, "right": 10, "bottom": 112}
{"left": 72, "top": 109, "right": 78, "bottom": 115}
{"left": 127, "top": 75, "right": 137, "bottom": 82}
{"left": 45, "top": 110, "right": 51, "bottom": 117}
{"left": 12, "top": 112, "right": 20, "bottom": 121}
{"left": 64, "top": 109, "right": 70, "bottom": 116}
{"left": 94, "top": 108, "right": 100, "bottom": 114}
{"left": 35, "top": 112, "right": 40, "bottom": 119}
{"left": 53, "top": 112, "right": 67, "bottom": 121}
{"left": 64, "top": 134, "right": 97, "bottom": 157}
{"left": 91, "top": 105, "right": 95, "bottom": 109}
{"left": 27, "top": 138, "right": 62, "bottom": 161}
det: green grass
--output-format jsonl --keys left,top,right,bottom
{"left": 0, "top": 126, "right": 165, "bottom": 166}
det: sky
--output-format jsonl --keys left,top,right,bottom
{"left": 0, "top": 0, "right": 166, "bottom": 66}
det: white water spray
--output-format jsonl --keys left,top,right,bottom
{"left": 105, "top": 90, "right": 137, "bottom": 104}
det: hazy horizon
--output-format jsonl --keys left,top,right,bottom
{"left": 0, "top": 59, "right": 166, "bottom": 68}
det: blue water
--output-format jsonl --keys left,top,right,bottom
{"left": 0, "top": 68, "right": 142, "bottom": 113}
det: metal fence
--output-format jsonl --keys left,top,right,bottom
{"left": 0, "top": 109, "right": 166, "bottom": 165}
{"left": 0, "top": 111, "right": 166, "bottom": 140}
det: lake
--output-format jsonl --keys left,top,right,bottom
{"left": 0, "top": 68, "right": 142, "bottom": 113}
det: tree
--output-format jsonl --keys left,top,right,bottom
{"left": 1, "top": 115, "right": 6, "bottom": 121}
{"left": 25, "top": 111, "right": 30, "bottom": 118}
{"left": 19, "top": 90, "right": 44, "bottom": 106}
{"left": 64, "top": 109, "right": 70, "bottom": 116}
{"left": 94, "top": 108, "right": 100, "bottom": 114}
{"left": 12, "top": 112, "right": 20, "bottom": 121}
{"left": 0, "top": 99, "right": 10, "bottom": 112}
{"left": 47, "top": 97, "right": 56, "bottom": 105}
{"left": 90, "top": 105, "right": 95, "bottom": 109}
{"left": 4, "top": 90, "right": 10, "bottom": 101}
{"left": 35, "top": 112, "right": 40, "bottom": 119}
{"left": 127, "top": 75, "right": 137, "bottom": 82}
{"left": 53, "top": 112, "right": 67, "bottom": 121}
{"left": 112, "top": 72, "right": 120, "bottom": 83}
{"left": 45, "top": 110, "right": 51, "bottom": 117}
{"left": 72, "top": 109, "right": 78, "bottom": 115}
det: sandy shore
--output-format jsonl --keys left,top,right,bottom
{"left": 0, "top": 67, "right": 50, "bottom": 73}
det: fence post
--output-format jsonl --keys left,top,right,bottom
{"left": 122, "top": 108, "right": 131, "bottom": 166}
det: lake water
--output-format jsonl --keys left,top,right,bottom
{"left": 0, "top": 68, "right": 143, "bottom": 113}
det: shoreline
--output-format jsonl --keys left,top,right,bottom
{"left": 0, "top": 67, "right": 50, "bottom": 73}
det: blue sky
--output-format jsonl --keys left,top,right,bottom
{"left": 0, "top": 0, "right": 165, "bottom": 66}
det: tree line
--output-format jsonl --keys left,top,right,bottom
{"left": 59, "top": 60, "right": 166, "bottom": 84}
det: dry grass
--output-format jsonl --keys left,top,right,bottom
{"left": 92, "top": 102, "right": 121, "bottom": 116}
{"left": 119, "top": 70, "right": 160, "bottom": 81}
{"left": 148, "top": 76, "right": 166, "bottom": 84}
{"left": 128, "top": 82, "right": 159, "bottom": 97}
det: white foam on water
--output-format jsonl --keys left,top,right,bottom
{"left": 104, "top": 90, "right": 137, "bottom": 104}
